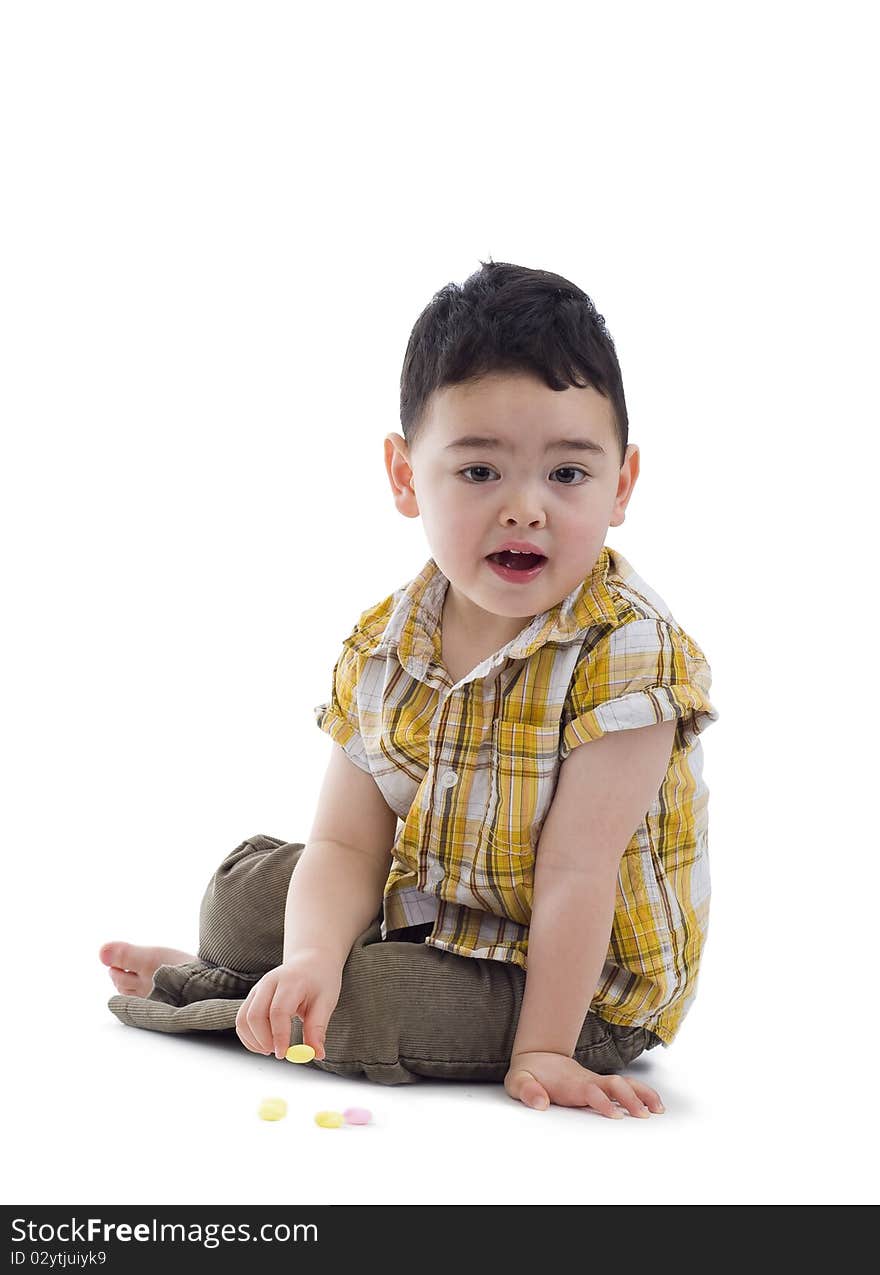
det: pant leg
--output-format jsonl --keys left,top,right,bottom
{"left": 108, "top": 833, "right": 660, "bottom": 1085}
{"left": 108, "top": 833, "right": 315, "bottom": 1025}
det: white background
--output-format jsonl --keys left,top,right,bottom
{"left": 2, "top": 0, "right": 877, "bottom": 1207}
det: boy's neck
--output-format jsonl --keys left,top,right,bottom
{"left": 441, "top": 583, "right": 535, "bottom": 653}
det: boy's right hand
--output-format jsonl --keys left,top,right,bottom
{"left": 234, "top": 949, "right": 343, "bottom": 1062}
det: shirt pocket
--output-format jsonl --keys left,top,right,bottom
{"left": 468, "top": 720, "right": 561, "bottom": 925}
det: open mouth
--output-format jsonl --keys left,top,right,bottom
{"left": 486, "top": 550, "right": 547, "bottom": 571}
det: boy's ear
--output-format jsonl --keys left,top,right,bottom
{"left": 384, "top": 434, "right": 419, "bottom": 517}
{"left": 609, "top": 444, "right": 639, "bottom": 527}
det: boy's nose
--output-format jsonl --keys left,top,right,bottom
{"left": 500, "top": 501, "right": 547, "bottom": 525}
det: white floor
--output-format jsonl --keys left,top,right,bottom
{"left": 3, "top": 952, "right": 873, "bottom": 1207}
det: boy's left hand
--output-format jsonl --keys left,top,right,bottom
{"left": 504, "top": 1050, "right": 664, "bottom": 1118}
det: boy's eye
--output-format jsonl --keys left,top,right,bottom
{"left": 553, "top": 467, "right": 589, "bottom": 485}
{"left": 458, "top": 465, "right": 590, "bottom": 485}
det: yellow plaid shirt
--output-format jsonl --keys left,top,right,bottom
{"left": 314, "top": 545, "right": 719, "bottom": 1045}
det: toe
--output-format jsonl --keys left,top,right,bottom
{"left": 109, "top": 968, "right": 144, "bottom": 995}
{"left": 100, "top": 941, "right": 134, "bottom": 970}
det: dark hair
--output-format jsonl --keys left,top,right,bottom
{"left": 399, "top": 259, "right": 629, "bottom": 467}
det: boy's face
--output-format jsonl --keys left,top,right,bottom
{"left": 384, "top": 371, "right": 639, "bottom": 640}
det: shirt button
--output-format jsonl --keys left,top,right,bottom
{"left": 441, "top": 770, "right": 458, "bottom": 788}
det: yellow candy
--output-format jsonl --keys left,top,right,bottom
{"left": 258, "top": 1098, "right": 287, "bottom": 1122}
{"left": 314, "top": 1110, "right": 344, "bottom": 1128}
{"left": 285, "top": 1044, "right": 316, "bottom": 1064}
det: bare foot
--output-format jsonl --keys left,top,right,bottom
{"left": 99, "top": 941, "right": 198, "bottom": 997}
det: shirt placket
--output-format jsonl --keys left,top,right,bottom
{"left": 423, "top": 662, "right": 506, "bottom": 892}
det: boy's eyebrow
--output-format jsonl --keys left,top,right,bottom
{"left": 444, "top": 434, "right": 606, "bottom": 455}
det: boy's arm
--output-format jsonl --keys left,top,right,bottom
{"left": 284, "top": 742, "right": 398, "bottom": 968}
{"left": 234, "top": 743, "right": 396, "bottom": 1064}
{"left": 283, "top": 839, "right": 392, "bottom": 968}
{"left": 511, "top": 718, "right": 676, "bottom": 1058}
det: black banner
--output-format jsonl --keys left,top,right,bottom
{"left": 1, "top": 1203, "right": 848, "bottom": 1267}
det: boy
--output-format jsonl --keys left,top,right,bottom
{"left": 101, "top": 260, "right": 718, "bottom": 1118}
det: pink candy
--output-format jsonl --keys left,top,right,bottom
{"left": 343, "top": 1106, "right": 372, "bottom": 1125}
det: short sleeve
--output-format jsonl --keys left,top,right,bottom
{"left": 313, "top": 642, "right": 372, "bottom": 774}
{"left": 560, "top": 619, "right": 719, "bottom": 760}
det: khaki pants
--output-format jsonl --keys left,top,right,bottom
{"left": 108, "top": 833, "right": 661, "bottom": 1085}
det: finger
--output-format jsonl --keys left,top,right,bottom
{"left": 603, "top": 1074, "right": 652, "bottom": 1118}
{"left": 303, "top": 991, "right": 341, "bottom": 1061}
{"left": 520, "top": 1078, "right": 550, "bottom": 1111}
{"left": 301, "top": 1022, "right": 327, "bottom": 1061}
{"left": 270, "top": 1000, "right": 301, "bottom": 1060}
{"left": 245, "top": 979, "right": 281, "bottom": 1054}
{"left": 235, "top": 1004, "right": 266, "bottom": 1055}
{"left": 237, "top": 1021, "right": 265, "bottom": 1054}
{"left": 583, "top": 1081, "right": 625, "bottom": 1119}
{"left": 505, "top": 1068, "right": 550, "bottom": 1111}
{"left": 624, "top": 1077, "right": 666, "bottom": 1114}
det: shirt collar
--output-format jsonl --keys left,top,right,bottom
{"left": 362, "top": 546, "right": 622, "bottom": 683}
